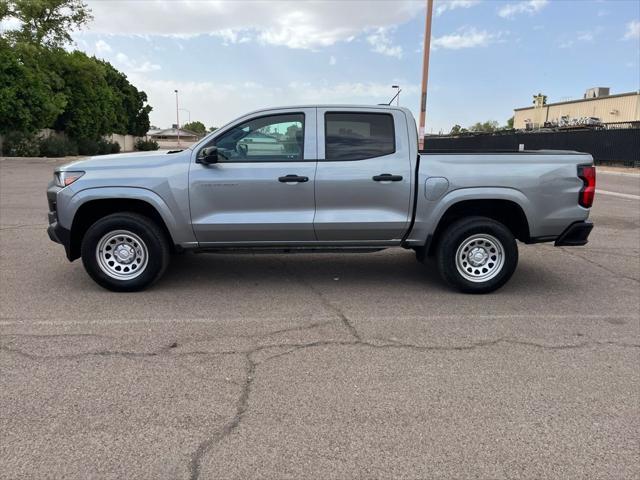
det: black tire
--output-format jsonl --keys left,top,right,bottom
{"left": 435, "top": 216, "right": 518, "bottom": 294}
{"left": 81, "top": 212, "right": 170, "bottom": 292}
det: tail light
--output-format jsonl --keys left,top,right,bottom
{"left": 578, "top": 165, "right": 596, "bottom": 208}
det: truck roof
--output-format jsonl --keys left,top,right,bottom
{"left": 238, "top": 104, "right": 413, "bottom": 115}
{"left": 189, "top": 105, "right": 415, "bottom": 150}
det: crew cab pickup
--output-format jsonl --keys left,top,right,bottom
{"left": 47, "top": 105, "right": 595, "bottom": 293}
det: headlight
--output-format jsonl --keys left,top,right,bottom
{"left": 54, "top": 171, "right": 85, "bottom": 187}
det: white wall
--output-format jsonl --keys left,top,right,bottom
{"left": 105, "top": 133, "right": 142, "bottom": 152}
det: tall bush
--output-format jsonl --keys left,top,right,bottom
{"left": 39, "top": 136, "right": 78, "bottom": 157}
{"left": 135, "top": 139, "right": 159, "bottom": 151}
{"left": 2, "top": 132, "right": 41, "bottom": 156}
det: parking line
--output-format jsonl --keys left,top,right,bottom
{"left": 597, "top": 190, "right": 640, "bottom": 200}
{"left": 598, "top": 170, "right": 640, "bottom": 178}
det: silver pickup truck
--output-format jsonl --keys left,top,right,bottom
{"left": 47, "top": 105, "right": 595, "bottom": 293}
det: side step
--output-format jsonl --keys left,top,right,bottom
{"left": 194, "top": 247, "right": 388, "bottom": 255}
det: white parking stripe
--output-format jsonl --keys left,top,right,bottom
{"left": 598, "top": 170, "right": 640, "bottom": 178}
{"left": 597, "top": 190, "right": 640, "bottom": 200}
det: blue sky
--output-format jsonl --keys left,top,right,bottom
{"left": 66, "top": 0, "right": 640, "bottom": 132}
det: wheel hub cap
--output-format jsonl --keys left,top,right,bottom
{"left": 468, "top": 247, "right": 489, "bottom": 266}
{"left": 455, "top": 234, "right": 505, "bottom": 283}
{"left": 96, "top": 230, "right": 148, "bottom": 280}
{"left": 113, "top": 244, "right": 135, "bottom": 263}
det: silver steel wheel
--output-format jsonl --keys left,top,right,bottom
{"left": 96, "top": 230, "right": 148, "bottom": 280}
{"left": 455, "top": 234, "right": 505, "bottom": 283}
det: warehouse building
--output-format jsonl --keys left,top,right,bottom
{"left": 513, "top": 88, "right": 640, "bottom": 129}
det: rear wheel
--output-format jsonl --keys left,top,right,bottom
{"left": 435, "top": 216, "right": 518, "bottom": 293}
{"left": 81, "top": 213, "right": 170, "bottom": 292}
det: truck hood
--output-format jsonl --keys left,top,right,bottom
{"left": 57, "top": 149, "right": 190, "bottom": 171}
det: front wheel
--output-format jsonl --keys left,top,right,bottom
{"left": 435, "top": 216, "right": 518, "bottom": 294}
{"left": 81, "top": 213, "right": 170, "bottom": 292}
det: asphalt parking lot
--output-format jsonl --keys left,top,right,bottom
{"left": 1, "top": 157, "right": 639, "bottom": 479}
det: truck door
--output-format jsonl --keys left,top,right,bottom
{"left": 314, "top": 108, "right": 412, "bottom": 241}
{"left": 189, "top": 108, "right": 317, "bottom": 244}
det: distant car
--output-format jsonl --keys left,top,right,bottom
{"left": 47, "top": 105, "right": 595, "bottom": 293}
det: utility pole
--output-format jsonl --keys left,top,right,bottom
{"left": 418, "top": 0, "right": 433, "bottom": 150}
{"left": 174, "top": 89, "right": 180, "bottom": 146}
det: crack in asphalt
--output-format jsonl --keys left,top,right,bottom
{"left": 188, "top": 353, "right": 256, "bottom": 480}
{"left": 183, "top": 333, "right": 639, "bottom": 479}
{"left": 275, "top": 257, "right": 362, "bottom": 342}
{"left": 3, "top": 335, "right": 637, "bottom": 363}
{"left": 3, "top": 267, "right": 639, "bottom": 480}
{"left": 2, "top": 321, "right": 639, "bottom": 479}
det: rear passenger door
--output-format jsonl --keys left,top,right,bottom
{"left": 314, "top": 108, "right": 412, "bottom": 242}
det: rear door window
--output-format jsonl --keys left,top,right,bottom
{"left": 324, "top": 112, "right": 395, "bottom": 161}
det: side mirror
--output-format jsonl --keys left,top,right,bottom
{"left": 199, "top": 146, "right": 218, "bottom": 164}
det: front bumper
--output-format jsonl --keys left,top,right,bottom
{"left": 47, "top": 220, "right": 73, "bottom": 260}
{"left": 47, "top": 183, "right": 73, "bottom": 260}
{"left": 554, "top": 221, "right": 593, "bottom": 246}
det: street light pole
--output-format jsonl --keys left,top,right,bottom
{"left": 174, "top": 89, "right": 180, "bottom": 147}
{"left": 418, "top": 0, "right": 433, "bottom": 150}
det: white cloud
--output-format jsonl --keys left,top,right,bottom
{"left": 329, "top": 55, "right": 337, "bottom": 66}
{"left": 210, "top": 29, "right": 251, "bottom": 46}
{"left": 366, "top": 28, "right": 403, "bottom": 58}
{"left": 95, "top": 39, "right": 112, "bottom": 53}
{"left": 83, "top": 0, "right": 423, "bottom": 50}
{"left": 624, "top": 20, "right": 640, "bottom": 40}
{"left": 435, "top": 0, "right": 480, "bottom": 16}
{"left": 432, "top": 27, "right": 502, "bottom": 49}
{"left": 577, "top": 31, "right": 594, "bottom": 42}
{"left": 560, "top": 28, "right": 601, "bottom": 48}
{"left": 498, "top": 0, "right": 549, "bottom": 19}
{"left": 115, "top": 52, "right": 161, "bottom": 73}
{"left": 128, "top": 75, "right": 419, "bottom": 129}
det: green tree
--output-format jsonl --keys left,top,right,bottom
{"left": 2, "top": 0, "right": 92, "bottom": 48}
{"left": 505, "top": 116, "right": 514, "bottom": 129}
{"left": 208, "top": 126, "right": 218, "bottom": 132}
{"left": 469, "top": 120, "right": 499, "bottom": 133}
{"left": 48, "top": 49, "right": 117, "bottom": 139}
{"left": 182, "top": 120, "right": 207, "bottom": 136}
{"left": 100, "top": 60, "right": 151, "bottom": 136}
{"left": 449, "top": 124, "right": 467, "bottom": 135}
{"left": 1, "top": 0, "right": 153, "bottom": 143}
{"left": 0, "top": 39, "right": 66, "bottom": 134}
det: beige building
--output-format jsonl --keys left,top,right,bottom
{"left": 513, "top": 88, "right": 640, "bottom": 129}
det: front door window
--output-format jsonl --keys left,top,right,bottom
{"left": 213, "top": 114, "right": 304, "bottom": 162}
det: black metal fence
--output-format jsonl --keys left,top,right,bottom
{"left": 423, "top": 128, "right": 640, "bottom": 166}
